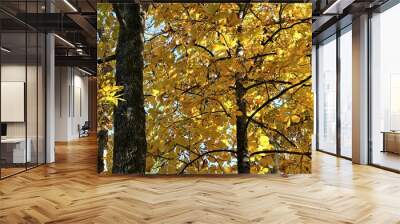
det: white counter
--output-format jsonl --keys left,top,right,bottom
{"left": 1, "top": 138, "right": 32, "bottom": 163}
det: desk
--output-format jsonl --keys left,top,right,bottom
{"left": 1, "top": 138, "right": 31, "bottom": 163}
{"left": 382, "top": 131, "right": 400, "bottom": 154}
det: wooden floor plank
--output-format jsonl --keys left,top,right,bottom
{"left": 1, "top": 136, "right": 400, "bottom": 223}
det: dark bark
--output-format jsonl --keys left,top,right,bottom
{"left": 112, "top": 3, "right": 147, "bottom": 174}
{"left": 97, "top": 54, "right": 116, "bottom": 64}
{"left": 97, "top": 130, "right": 107, "bottom": 173}
{"left": 235, "top": 77, "right": 250, "bottom": 174}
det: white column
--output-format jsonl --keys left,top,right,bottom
{"left": 312, "top": 45, "right": 317, "bottom": 151}
{"left": 45, "top": 0, "right": 56, "bottom": 163}
{"left": 352, "top": 14, "right": 369, "bottom": 164}
{"left": 46, "top": 32, "right": 55, "bottom": 163}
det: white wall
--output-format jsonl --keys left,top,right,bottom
{"left": 55, "top": 67, "right": 69, "bottom": 141}
{"left": 55, "top": 67, "right": 89, "bottom": 141}
{"left": 1, "top": 64, "right": 26, "bottom": 138}
{"left": 1, "top": 64, "right": 42, "bottom": 137}
{"left": 1, "top": 63, "right": 46, "bottom": 164}
{"left": 71, "top": 72, "right": 89, "bottom": 138}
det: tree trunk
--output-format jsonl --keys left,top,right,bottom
{"left": 112, "top": 4, "right": 147, "bottom": 174}
{"left": 235, "top": 78, "right": 250, "bottom": 174}
{"left": 97, "top": 130, "right": 107, "bottom": 173}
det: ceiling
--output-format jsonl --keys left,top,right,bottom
{"left": 311, "top": 0, "right": 390, "bottom": 43}
{"left": 1, "top": 0, "right": 395, "bottom": 75}
{"left": 0, "top": 0, "right": 96, "bottom": 74}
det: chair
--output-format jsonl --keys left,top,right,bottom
{"left": 79, "top": 121, "right": 90, "bottom": 138}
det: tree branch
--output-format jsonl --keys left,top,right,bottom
{"left": 215, "top": 56, "right": 232, "bottom": 62}
{"left": 192, "top": 42, "right": 232, "bottom": 62}
{"left": 145, "top": 30, "right": 168, "bottom": 43}
{"left": 250, "top": 150, "right": 311, "bottom": 158}
{"left": 174, "top": 87, "right": 232, "bottom": 118}
{"left": 211, "top": 97, "right": 232, "bottom": 118}
{"left": 175, "top": 84, "right": 201, "bottom": 95}
{"left": 167, "top": 110, "right": 228, "bottom": 128}
{"left": 178, "top": 149, "right": 236, "bottom": 174}
{"left": 249, "top": 6, "right": 261, "bottom": 22}
{"left": 245, "top": 79, "right": 292, "bottom": 91}
{"left": 247, "top": 52, "right": 276, "bottom": 60}
{"left": 261, "top": 17, "right": 311, "bottom": 46}
{"left": 245, "top": 75, "right": 311, "bottom": 129}
{"left": 249, "top": 118, "right": 297, "bottom": 148}
{"left": 194, "top": 43, "right": 214, "bottom": 57}
{"left": 98, "top": 54, "right": 116, "bottom": 64}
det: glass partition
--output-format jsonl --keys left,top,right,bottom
{"left": 339, "top": 26, "right": 352, "bottom": 158}
{"left": 370, "top": 4, "right": 400, "bottom": 171}
{"left": 0, "top": 1, "right": 46, "bottom": 179}
{"left": 27, "top": 31, "right": 38, "bottom": 169}
{"left": 1, "top": 30, "right": 28, "bottom": 178}
{"left": 317, "top": 35, "right": 337, "bottom": 154}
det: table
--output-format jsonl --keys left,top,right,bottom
{"left": 1, "top": 138, "right": 31, "bottom": 164}
{"left": 382, "top": 131, "right": 400, "bottom": 154}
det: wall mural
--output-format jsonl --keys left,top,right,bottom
{"left": 97, "top": 3, "right": 313, "bottom": 175}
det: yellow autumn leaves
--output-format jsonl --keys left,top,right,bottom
{"left": 143, "top": 3, "right": 312, "bottom": 174}
{"left": 98, "top": 3, "right": 313, "bottom": 174}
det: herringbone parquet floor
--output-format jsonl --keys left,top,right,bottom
{"left": 1, "top": 136, "right": 400, "bottom": 224}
